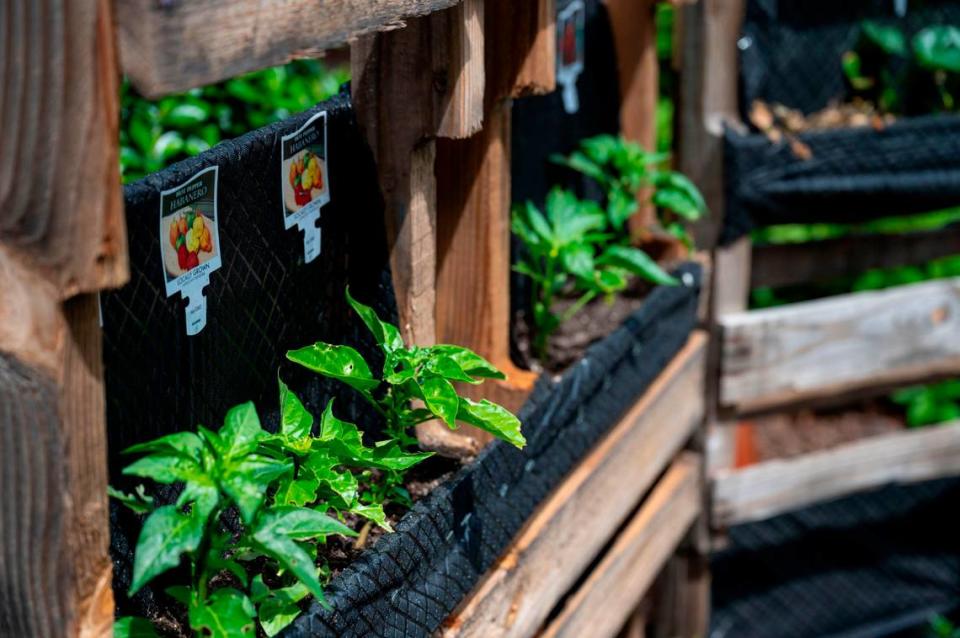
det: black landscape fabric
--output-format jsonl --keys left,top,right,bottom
{"left": 721, "top": 0, "right": 960, "bottom": 244}
{"left": 102, "top": 87, "right": 396, "bottom": 481}
{"left": 711, "top": 476, "right": 960, "bottom": 638}
{"left": 285, "top": 264, "right": 701, "bottom": 638}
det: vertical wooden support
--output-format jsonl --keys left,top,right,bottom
{"left": 434, "top": 0, "right": 555, "bottom": 434}
{"left": 605, "top": 0, "right": 660, "bottom": 238}
{"left": 352, "top": 0, "right": 485, "bottom": 454}
{"left": 0, "top": 0, "right": 126, "bottom": 634}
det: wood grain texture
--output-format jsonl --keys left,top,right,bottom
{"left": 713, "top": 421, "right": 960, "bottom": 527}
{"left": 484, "top": 0, "right": 556, "bottom": 102}
{"left": 751, "top": 225, "right": 960, "bottom": 289}
{"left": 351, "top": 0, "right": 484, "bottom": 347}
{"left": 720, "top": 277, "right": 960, "bottom": 412}
{"left": 116, "top": 0, "right": 464, "bottom": 97}
{"left": 541, "top": 453, "right": 702, "bottom": 638}
{"left": 604, "top": 0, "right": 659, "bottom": 237}
{"left": 439, "top": 333, "right": 707, "bottom": 637}
{"left": 0, "top": 0, "right": 128, "bottom": 297}
{"left": 675, "top": 0, "right": 744, "bottom": 249}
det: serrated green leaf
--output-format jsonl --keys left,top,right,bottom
{"left": 456, "top": 398, "right": 525, "bottom": 448}
{"left": 599, "top": 245, "right": 678, "bottom": 286}
{"left": 130, "top": 505, "right": 204, "bottom": 595}
{"left": 275, "top": 473, "right": 321, "bottom": 507}
{"left": 287, "top": 343, "right": 380, "bottom": 393}
{"left": 350, "top": 502, "right": 393, "bottom": 532}
{"left": 189, "top": 588, "right": 256, "bottom": 638}
{"left": 418, "top": 376, "right": 459, "bottom": 427}
{"left": 346, "top": 287, "right": 405, "bottom": 353}
{"left": 220, "top": 402, "right": 265, "bottom": 459}
{"left": 278, "top": 378, "right": 313, "bottom": 440}
{"left": 114, "top": 617, "right": 161, "bottom": 638}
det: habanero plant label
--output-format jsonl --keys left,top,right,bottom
{"left": 557, "top": 0, "right": 586, "bottom": 115}
{"left": 281, "top": 110, "right": 330, "bottom": 263}
{"left": 159, "top": 165, "right": 222, "bottom": 336}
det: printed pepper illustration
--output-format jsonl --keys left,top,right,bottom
{"left": 168, "top": 207, "right": 213, "bottom": 273}
{"left": 289, "top": 150, "right": 324, "bottom": 206}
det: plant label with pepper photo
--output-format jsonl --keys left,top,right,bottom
{"left": 281, "top": 110, "right": 330, "bottom": 263}
{"left": 557, "top": 0, "right": 586, "bottom": 114}
{"left": 159, "top": 165, "right": 222, "bottom": 336}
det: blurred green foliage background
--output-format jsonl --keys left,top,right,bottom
{"left": 120, "top": 59, "right": 349, "bottom": 183}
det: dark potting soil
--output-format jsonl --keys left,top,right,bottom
{"left": 110, "top": 455, "right": 461, "bottom": 638}
{"left": 746, "top": 401, "right": 906, "bottom": 462}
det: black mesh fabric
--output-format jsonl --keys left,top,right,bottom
{"left": 711, "top": 476, "right": 960, "bottom": 638}
{"left": 102, "top": 88, "right": 395, "bottom": 480}
{"left": 721, "top": 0, "right": 960, "bottom": 245}
{"left": 285, "top": 264, "right": 702, "bottom": 638}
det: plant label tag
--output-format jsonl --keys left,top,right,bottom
{"left": 557, "top": 0, "right": 586, "bottom": 114}
{"left": 281, "top": 110, "right": 330, "bottom": 264}
{"left": 159, "top": 165, "right": 222, "bottom": 336}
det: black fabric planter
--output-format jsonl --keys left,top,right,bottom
{"left": 711, "top": 476, "right": 960, "bottom": 638}
{"left": 721, "top": 0, "right": 960, "bottom": 245}
{"left": 284, "top": 263, "right": 702, "bottom": 638}
{"left": 102, "top": 88, "right": 397, "bottom": 484}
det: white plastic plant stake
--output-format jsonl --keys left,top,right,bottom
{"left": 557, "top": 0, "right": 586, "bottom": 115}
{"left": 159, "top": 165, "right": 222, "bottom": 336}
{"left": 280, "top": 111, "right": 330, "bottom": 264}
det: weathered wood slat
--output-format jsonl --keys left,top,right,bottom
{"left": 751, "top": 225, "right": 960, "bottom": 289}
{"left": 713, "top": 421, "right": 960, "bottom": 527}
{"left": 0, "top": 0, "right": 127, "bottom": 297}
{"left": 541, "top": 453, "right": 702, "bottom": 638}
{"left": 721, "top": 277, "right": 960, "bottom": 412}
{"left": 116, "top": 0, "right": 465, "bottom": 97}
{"left": 439, "top": 333, "right": 707, "bottom": 637}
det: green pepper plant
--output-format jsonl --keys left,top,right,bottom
{"left": 513, "top": 135, "right": 705, "bottom": 361}
{"left": 112, "top": 402, "right": 358, "bottom": 638}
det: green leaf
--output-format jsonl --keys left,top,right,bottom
{"left": 152, "top": 131, "right": 184, "bottom": 161}
{"left": 429, "top": 345, "right": 505, "bottom": 380}
{"left": 287, "top": 343, "right": 380, "bottom": 393}
{"left": 123, "top": 431, "right": 203, "bottom": 457}
{"left": 346, "top": 287, "right": 404, "bottom": 353}
{"left": 275, "top": 474, "right": 321, "bottom": 507}
{"left": 914, "top": 25, "right": 960, "bottom": 73}
{"left": 317, "top": 400, "right": 366, "bottom": 448}
{"left": 546, "top": 188, "right": 606, "bottom": 244}
{"left": 418, "top": 376, "right": 459, "bottom": 427}
{"left": 114, "top": 617, "right": 161, "bottom": 638}
{"left": 596, "top": 267, "right": 630, "bottom": 293}
{"left": 130, "top": 505, "right": 204, "bottom": 595}
{"left": 551, "top": 150, "right": 608, "bottom": 183}
{"left": 862, "top": 20, "right": 908, "bottom": 57}
{"left": 220, "top": 402, "right": 265, "bottom": 459}
{"left": 350, "top": 502, "right": 393, "bottom": 532}
{"left": 607, "top": 188, "right": 638, "bottom": 229}
{"left": 278, "top": 378, "right": 313, "bottom": 440}
{"left": 456, "top": 398, "right": 525, "bottom": 448}
{"left": 258, "top": 596, "right": 303, "bottom": 637}
{"left": 523, "top": 202, "right": 555, "bottom": 245}
{"left": 365, "top": 443, "right": 433, "bottom": 472}
{"left": 206, "top": 554, "right": 249, "bottom": 587}
{"left": 108, "top": 485, "right": 154, "bottom": 514}
{"left": 189, "top": 588, "right": 256, "bottom": 638}
{"left": 122, "top": 453, "right": 204, "bottom": 485}
{"left": 652, "top": 171, "right": 705, "bottom": 220}
{"left": 425, "top": 355, "right": 480, "bottom": 384}
{"left": 162, "top": 103, "right": 210, "bottom": 127}
{"left": 598, "top": 245, "right": 679, "bottom": 286}
{"left": 561, "top": 243, "right": 596, "bottom": 281}
{"left": 221, "top": 455, "right": 291, "bottom": 524}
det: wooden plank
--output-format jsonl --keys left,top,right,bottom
{"left": 434, "top": 0, "right": 555, "bottom": 432}
{"left": 675, "top": 0, "right": 744, "bottom": 249}
{"left": 604, "top": 0, "right": 658, "bottom": 238}
{"left": 721, "top": 277, "right": 960, "bottom": 412}
{"left": 541, "top": 453, "right": 702, "bottom": 638}
{"left": 0, "top": 0, "right": 128, "bottom": 297}
{"left": 751, "top": 224, "right": 960, "bottom": 289}
{"left": 0, "top": 0, "right": 120, "bottom": 634}
{"left": 713, "top": 421, "right": 960, "bottom": 527}
{"left": 116, "top": 0, "right": 465, "bottom": 97}
{"left": 439, "top": 333, "right": 707, "bottom": 637}
{"left": 351, "top": 0, "right": 484, "bottom": 347}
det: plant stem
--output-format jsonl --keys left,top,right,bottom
{"left": 559, "top": 290, "right": 597, "bottom": 325}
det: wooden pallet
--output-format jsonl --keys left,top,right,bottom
{"left": 441, "top": 333, "right": 707, "bottom": 638}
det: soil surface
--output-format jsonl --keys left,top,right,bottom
{"left": 746, "top": 401, "right": 906, "bottom": 463}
